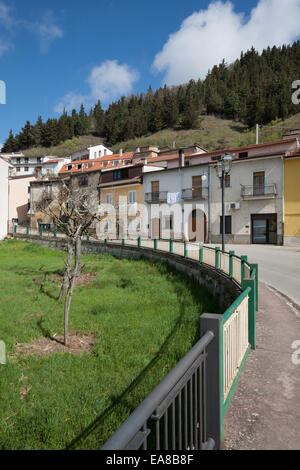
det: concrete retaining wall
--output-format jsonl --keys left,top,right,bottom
{"left": 14, "top": 234, "right": 241, "bottom": 312}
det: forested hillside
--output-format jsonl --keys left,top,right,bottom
{"left": 2, "top": 41, "right": 300, "bottom": 153}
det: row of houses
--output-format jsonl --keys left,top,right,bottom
{"left": 1, "top": 133, "right": 300, "bottom": 245}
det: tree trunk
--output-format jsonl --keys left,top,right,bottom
{"left": 64, "top": 235, "right": 82, "bottom": 346}
{"left": 59, "top": 240, "right": 74, "bottom": 300}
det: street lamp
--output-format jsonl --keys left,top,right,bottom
{"left": 215, "top": 154, "right": 232, "bottom": 252}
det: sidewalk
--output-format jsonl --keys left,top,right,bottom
{"left": 224, "top": 282, "right": 300, "bottom": 450}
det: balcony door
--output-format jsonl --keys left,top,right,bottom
{"left": 192, "top": 175, "right": 202, "bottom": 199}
{"left": 151, "top": 181, "right": 159, "bottom": 202}
{"left": 253, "top": 171, "right": 265, "bottom": 195}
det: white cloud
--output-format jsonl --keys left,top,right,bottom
{"left": 25, "top": 10, "right": 63, "bottom": 53}
{"left": 152, "top": 0, "right": 300, "bottom": 85}
{"left": 0, "top": 2, "right": 63, "bottom": 56}
{"left": 0, "top": 1, "right": 14, "bottom": 55}
{"left": 55, "top": 60, "right": 139, "bottom": 113}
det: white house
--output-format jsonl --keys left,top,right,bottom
{"left": 0, "top": 157, "right": 9, "bottom": 239}
{"left": 41, "top": 157, "right": 71, "bottom": 176}
{"left": 71, "top": 144, "right": 113, "bottom": 162}
{"left": 208, "top": 138, "right": 299, "bottom": 245}
{"left": 143, "top": 153, "right": 209, "bottom": 241}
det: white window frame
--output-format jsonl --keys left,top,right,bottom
{"left": 128, "top": 190, "right": 136, "bottom": 204}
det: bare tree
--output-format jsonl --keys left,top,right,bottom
{"left": 36, "top": 177, "right": 101, "bottom": 346}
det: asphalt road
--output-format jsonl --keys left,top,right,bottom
{"left": 215, "top": 244, "right": 300, "bottom": 307}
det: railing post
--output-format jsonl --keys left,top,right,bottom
{"left": 122, "top": 234, "right": 126, "bottom": 246}
{"left": 138, "top": 235, "right": 141, "bottom": 248}
{"left": 104, "top": 237, "right": 107, "bottom": 244}
{"left": 39, "top": 226, "right": 43, "bottom": 237}
{"left": 241, "top": 255, "right": 248, "bottom": 289}
{"left": 54, "top": 227, "right": 57, "bottom": 238}
{"left": 184, "top": 241, "right": 188, "bottom": 258}
{"left": 26, "top": 226, "right": 29, "bottom": 236}
{"left": 169, "top": 238, "right": 173, "bottom": 254}
{"left": 215, "top": 247, "right": 220, "bottom": 270}
{"left": 14, "top": 224, "right": 17, "bottom": 235}
{"left": 244, "top": 279, "right": 256, "bottom": 349}
{"left": 154, "top": 237, "right": 158, "bottom": 250}
{"left": 249, "top": 263, "right": 259, "bottom": 312}
{"left": 200, "top": 313, "right": 224, "bottom": 450}
{"left": 199, "top": 244, "right": 203, "bottom": 263}
{"left": 229, "top": 251, "right": 235, "bottom": 279}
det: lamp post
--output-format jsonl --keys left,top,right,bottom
{"left": 215, "top": 154, "right": 232, "bottom": 252}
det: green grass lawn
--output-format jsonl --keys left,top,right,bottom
{"left": 0, "top": 239, "right": 218, "bottom": 450}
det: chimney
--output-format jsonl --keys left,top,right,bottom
{"left": 120, "top": 148, "right": 123, "bottom": 157}
{"left": 179, "top": 148, "right": 185, "bottom": 167}
{"left": 136, "top": 147, "right": 140, "bottom": 153}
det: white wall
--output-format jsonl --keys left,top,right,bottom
{"left": 89, "top": 145, "right": 113, "bottom": 159}
{"left": 0, "top": 159, "right": 9, "bottom": 239}
{"left": 209, "top": 156, "right": 284, "bottom": 244}
{"left": 143, "top": 165, "right": 209, "bottom": 241}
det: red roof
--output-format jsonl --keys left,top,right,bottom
{"left": 59, "top": 153, "right": 133, "bottom": 174}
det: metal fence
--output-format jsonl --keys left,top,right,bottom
{"left": 10, "top": 226, "right": 257, "bottom": 450}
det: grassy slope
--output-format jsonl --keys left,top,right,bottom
{"left": 0, "top": 240, "right": 218, "bottom": 450}
{"left": 23, "top": 135, "right": 104, "bottom": 157}
{"left": 112, "top": 114, "right": 300, "bottom": 153}
{"left": 22, "top": 113, "right": 300, "bottom": 157}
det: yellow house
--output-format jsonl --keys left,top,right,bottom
{"left": 98, "top": 163, "right": 163, "bottom": 239}
{"left": 284, "top": 150, "right": 300, "bottom": 245}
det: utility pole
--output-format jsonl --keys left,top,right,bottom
{"left": 256, "top": 124, "right": 259, "bottom": 144}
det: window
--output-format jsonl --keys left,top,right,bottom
{"left": 164, "top": 215, "right": 174, "bottom": 230}
{"left": 24, "top": 167, "right": 29, "bottom": 172}
{"left": 98, "top": 151, "right": 101, "bottom": 157}
{"left": 104, "top": 149, "right": 107, "bottom": 156}
{"left": 128, "top": 190, "right": 136, "bottom": 204}
{"left": 79, "top": 176, "right": 88, "bottom": 187}
{"left": 25, "top": 157, "right": 29, "bottom": 164}
{"left": 16, "top": 158, "right": 21, "bottom": 164}
{"left": 212, "top": 155, "right": 221, "bottom": 161}
{"left": 102, "top": 161, "right": 108, "bottom": 168}
{"left": 124, "top": 159, "right": 131, "bottom": 165}
{"left": 94, "top": 152, "right": 97, "bottom": 158}
{"left": 16, "top": 167, "right": 20, "bottom": 172}
{"left": 220, "top": 215, "right": 232, "bottom": 234}
{"left": 225, "top": 174, "right": 230, "bottom": 188}
{"left": 239, "top": 152, "right": 248, "bottom": 159}
{"left": 105, "top": 193, "right": 113, "bottom": 204}
{"left": 184, "top": 160, "right": 190, "bottom": 166}
{"left": 113, "top": 170, "right": 121, "bottom": 180}
{"left": 113, "top": 160, "right": 119, "bottom": 166}
{"left": 77, "top": 164, "right": 82, "bottom": 170}
{"left": 37, "top": 157, "right": 42, "bottom": 163}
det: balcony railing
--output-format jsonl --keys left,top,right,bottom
{"left": 182, "top": 187, "right": 208, "bottom": 200}
{"left": 145, "top": 191, "right": 168, "bottom": 203}
{"left": 241, "top": 184, "right": 277, "bottom": 198}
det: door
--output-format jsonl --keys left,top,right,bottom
{"left": 192, "top": 175, "right": 202, "bottom": 199}
{"left": 253, "top": 172, "right": 265, "bottom": 195}
{"left": 151, "top": 218, "right": 161, "bottom": 239}
{"left": 252, "top": 219, "right": 267, "bottom": 244}
{"left": 189, "top": 210, "right": 207, "bottom": 242}
{"left": 151, "top": 181, "right": 159, "bottom": 202}
{"left": 251, "top": 214, "right": 277, "bottom": 244}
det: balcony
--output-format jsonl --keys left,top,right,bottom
{"left": 145, "top": 191, "right": 168, "bottom": 203}
{"left": 182, "top": 187, "right": 208, "bottom": 200}
{"left": 241, "top": 184, "right": 277, "bottom": 199}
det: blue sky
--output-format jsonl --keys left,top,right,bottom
{"left": 0, "top": 0, "right": 300, "bottom": 145}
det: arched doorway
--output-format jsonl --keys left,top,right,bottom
{"left": 189, "top": 209, "right": 207, "bottom": 242}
